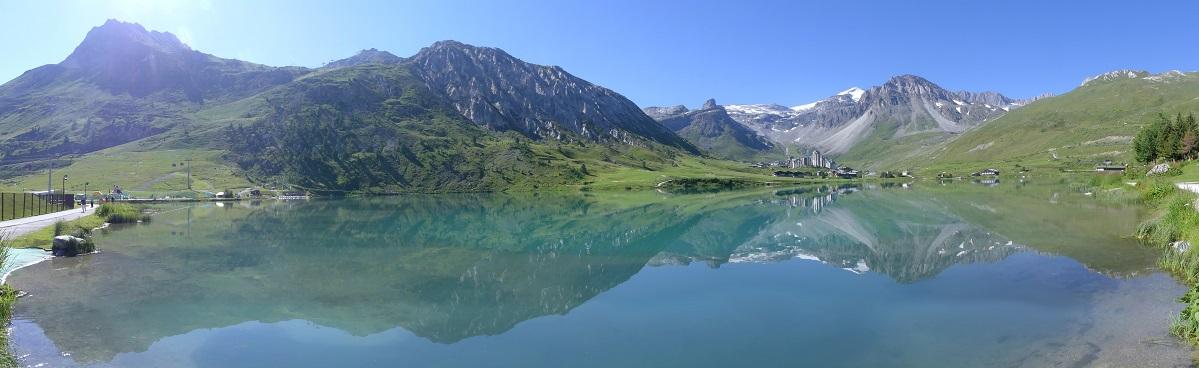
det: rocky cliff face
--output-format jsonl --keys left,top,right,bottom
{"left": 408, "top": 41, "right": 696, "bottom": 152}
{"left": 725, "top": 75, "right": 1031, "bottom": 156}
{"left": 643, "top": 105, "right": 689, "bottom": 119}
{"left": 643, "top": 99, "right": 773, "bottom": 159}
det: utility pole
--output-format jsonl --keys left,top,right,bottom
{"left": 47, "top": 167, "right": 52, "bottom": 194}
{"left": 186, "top": 158, "right": 193, "bottom": 190}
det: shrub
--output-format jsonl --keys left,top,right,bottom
{"left": 1137, "top": 179, "right": 1179, "bottom": 205}
{"left": 96, "top": 203, "right": 145, "bottom": 223}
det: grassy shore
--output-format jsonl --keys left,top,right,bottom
{"left": 8, "top": 203, "right": 148, "bottom": 250}
{"left": 1124, "top": 174, "right": 1199, "bottom": 346}
{"left": 8, "top": 215, "right": 105, "bottom": 250}
{"left": 0, "top": 237, "right": 20, "bottom": 368}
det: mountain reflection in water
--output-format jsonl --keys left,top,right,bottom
{"left": 6, "top": 184, "right": 1182, "bottom": 367}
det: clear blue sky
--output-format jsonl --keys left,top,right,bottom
{"left": 2, "top": 0, "right": 1197, "bottom": 107}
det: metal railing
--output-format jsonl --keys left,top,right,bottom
{"left": 0, "top": 192, "right": 75, "bottom": 221}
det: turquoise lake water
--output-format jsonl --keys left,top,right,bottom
{"left": 6, "top": 185, "right": 1193, "bottom": 367}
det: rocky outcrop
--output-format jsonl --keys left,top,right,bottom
{"left": 643, "top": 105, "right": 688, "bottom": 119}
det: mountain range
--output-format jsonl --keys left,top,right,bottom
{"left": 1, "top": 19, "right": 1196, "bottom": 192}
{"left": 0, "top": 20, "right": 700, "bottom": 192}
{"left": 648, "top": 75, "right": 1039, "bottom": 167}
{"left": 642, "top": 98, "right": 776, "bottom": 160}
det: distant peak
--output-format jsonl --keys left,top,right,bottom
{"left": 63, "top": 19, "right": 190, "bottom": 66}
{"left": 424, "top": 40, "right": 493, "bottom": 53}
{"left": 884, "top": 74, "right": 933, "bottom": 85}
{"left": 1080, "top": 69, "right": 1150, "bottom": 86}
{"left": 702, "top": 98, "right": 718, "bottom": 109}
{"left": 324, "top": 48, "right": 404, "bottom": 68}
{"left": 430, "top": 40, "right": 469, "bottom": 48}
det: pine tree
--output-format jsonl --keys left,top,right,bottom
{"left": 1134, "top": 116, "right": 1162, "bottom": 163}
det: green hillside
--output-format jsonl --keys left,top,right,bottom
{"left": 910, "top": 72, "right": 1199, "bottom": 173}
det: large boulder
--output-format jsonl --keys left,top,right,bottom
{"left": 1148, "top": 163, "right": 1170, "bottom": 176}
{"left": 51, "top": 235, "right": 94, "bottom": 257}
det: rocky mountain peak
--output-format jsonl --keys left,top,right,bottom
{"left": 702, "top": 98, "right": 718, "bottom": 110}
{"left": 874, "top": 75, "right": 945, "bottom": 100}
{"left": 413, "top": 40, "right": 516, "bottom": 64}
{"left": 407, "top": 40, "right": 697, "bottom": 152}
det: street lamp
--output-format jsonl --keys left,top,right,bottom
{"left": 83, "top": 181, "right": 89, "bottom": 210}
{"left": 61, "top": 175, "right": 68, "bottom": 208}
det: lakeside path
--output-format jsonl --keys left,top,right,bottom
{"left": 0, "top": 206, "right": 97, "bottom": 238}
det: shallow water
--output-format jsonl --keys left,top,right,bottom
{"left": 6, "top": 184, "right": 1193, "bottom": 367}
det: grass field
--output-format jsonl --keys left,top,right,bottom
{"left": 0, "top": 149, "right": 251, "bottom": 197}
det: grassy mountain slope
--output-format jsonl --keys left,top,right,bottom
{"left": 909, "top": 72, "right": 1199, "bottom": 173}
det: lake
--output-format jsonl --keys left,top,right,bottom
{"left": 6, "top": 184, "right": 1193, "bottom": 367}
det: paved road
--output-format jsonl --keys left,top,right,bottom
{"left": 0, "top": 205, "right": 97, "bottom": 239}
{"left": 1177, "top": 182, "right": 1199, "bottom": 194}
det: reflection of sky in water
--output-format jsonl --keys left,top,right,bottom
{"left": 5, "top": 188, "right": 1193, "bottom": 367}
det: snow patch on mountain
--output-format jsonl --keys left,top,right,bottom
{"left": 724, "top": 104, "right": 793, "bottom": 115}
{"left": 791, "top": 101, "right": 819, "bottom": 111}
{"left": 838, "top": 87, "right": 865, "bottom": 102}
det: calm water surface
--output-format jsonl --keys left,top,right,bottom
{"left": 7, "top": 184, "right": 1194, "bottom": 367}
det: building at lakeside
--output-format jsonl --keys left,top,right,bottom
{"left": 809, "top": 150, "right": 824, "bottom": 169}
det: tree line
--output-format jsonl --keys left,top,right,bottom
{"left": 1134, "top": 113, "right": 1199, "bottom": 163}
